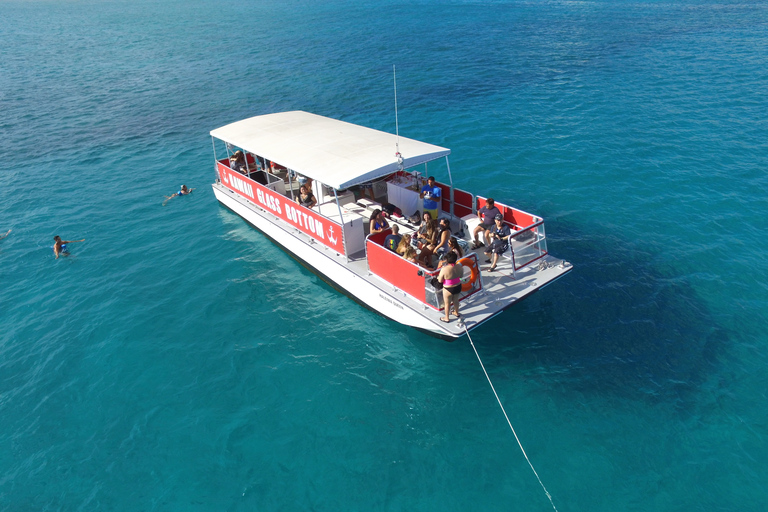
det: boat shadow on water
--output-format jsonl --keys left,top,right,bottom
{"left": 218, "top": 199, "right": 729, "bottom": 409}
{"left": 450, "top": 221, "right": 730, "bottom": 408}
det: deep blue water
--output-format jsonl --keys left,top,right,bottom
{"left": 1, "top": 0, "right": 767, "bottom": 510}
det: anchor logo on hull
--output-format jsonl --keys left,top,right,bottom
{"left": 327, "top": 225, "right": 337, "bottom": 246}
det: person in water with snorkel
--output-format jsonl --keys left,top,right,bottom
{"left": 53, "top": 235, "right": 85, "bottom": 259}
{"left": 163, "top": 184, "right": 194, "bottom": 206}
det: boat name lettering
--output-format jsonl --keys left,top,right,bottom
{"left": 255, "top": 188, "right": 282, "bottom": 214}
{"left": 228, "top": 174, "right": 255, "bottom": 200}
{"left": 378, "top": 293, "right": 404, "bottom": 310}
{"left": 285, "top": 204, "right": 324, "bottom": 239}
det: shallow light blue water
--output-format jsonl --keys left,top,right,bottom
{"left": 1, "top": 0, "right": 767, "bottom": 510}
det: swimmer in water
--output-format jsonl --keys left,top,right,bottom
{"left": 53, "top": 235, "right": 85, "bottom": 259}
{"left": 0, "top": 229, "right": 10, "bottom": 241}
{"left": 163, "top": 184, "right": 195, "bottom": 206}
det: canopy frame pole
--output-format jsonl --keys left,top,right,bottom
{"left": 211, "top": 137, "right": 219, "bottom": 179}
{"left": 333, "top": 188, "right": 349, "bottom": 263}
{"left": 445, "top": 156, "right": 455, "bottom": 218}
{"left": 288, "top": 169, "right": 296, "bottom": 201}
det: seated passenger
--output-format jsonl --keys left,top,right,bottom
{"left": 369, "top": 209, "right": 389, "bottom": 235}
{"left": 433, "top": 218, "right": 452, "bottom": 258}
{"left": 471, "top": 198, "right": 501, "bottom": 249}
{"left": 402, "top": 245, "right": 433, "bottom": 270}
{"left": 417, "top": 211, "right": 431, "bottom": 229}
{"left": 415, "top": 214, "right": 434, "bottom": 245}
{"left": 437, "top": 237, "right": 463, "bottom": 268}
{"left": 230, "top": 150, "right": 246, "bottom": 174}
{"left": 484, "top": 214, "right": 511, "bottom": 272}
{"left": 396, "top": 234, "right": 413, "bottom": 256}
{"left": 296, "top": 185, "right": 317, "bottom": 208}
{"left": 415, "top": 218, "right": 437, "bottom": 269}
{"left": 402, "top": 245, "right": 420, "bottom": 264}
{"left": 384, "top": 224, "right": 402, "bottom": 252}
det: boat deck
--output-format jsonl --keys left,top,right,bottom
{"left": 347, "top": 236, "right": 570, "bottom": 336}
{"left": 214, "top": 181, "right": 571, "bottom": 337}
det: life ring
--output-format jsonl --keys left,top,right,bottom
{"left": 458, "top": 257, "right": 479, "bottom": 292}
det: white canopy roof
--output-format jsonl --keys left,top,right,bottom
{"left": 210, "top": 111, "right": 450, "bottom": 190}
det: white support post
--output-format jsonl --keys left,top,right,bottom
{"left": 445, "top": 156, "right": 455, "bottom": 218}
{"left": 333, "top": 188, "right": 349, "bottom": 263}
{"left": 211, "top": 137, "right": 218, "bottom": 179}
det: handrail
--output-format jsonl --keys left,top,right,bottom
{"left": 509, "top": 220, "right": 548, "bottom": 271}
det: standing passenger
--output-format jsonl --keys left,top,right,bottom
{"left": 438, "top": 251, "right": 463, "bottom": 322}
{"left": 420, "top": 176, "right": 441, "bottom": 220}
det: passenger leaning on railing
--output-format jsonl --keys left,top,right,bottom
{"left": 229, "top": 150, "right": 246, "bottom": 174}
{"left": 296, "top": 185, "right": 317, "bottom": 208}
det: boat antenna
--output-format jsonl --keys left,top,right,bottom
{"left": 393, "top": 65, "right": 404, "bottom": 171}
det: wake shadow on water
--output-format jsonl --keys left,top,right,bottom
{"left": 459, "top": 222, "right": 730, "bottom": 408}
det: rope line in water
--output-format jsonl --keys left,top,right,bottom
{"left": 464, "top": 325, "right": 559, "bottom": 512}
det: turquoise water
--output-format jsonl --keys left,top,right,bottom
{"left": 2, "top": 0, "right": 767, "bottom": 510}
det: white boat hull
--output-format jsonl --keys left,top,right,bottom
{"left": 214, "top": 183, "right": 457, "bottom": 336}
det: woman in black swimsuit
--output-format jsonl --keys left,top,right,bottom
{"left": 296, "top": 185, "right": 317, "bottom": 208}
